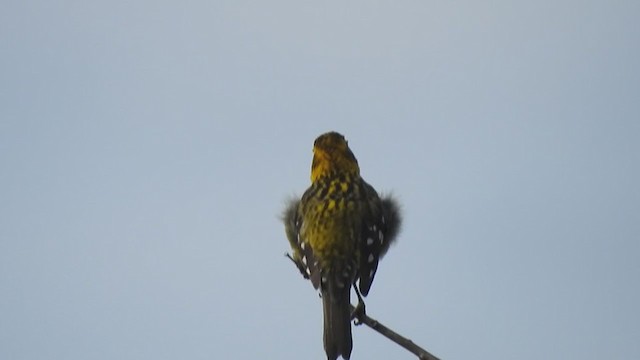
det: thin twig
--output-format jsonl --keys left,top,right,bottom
{"left": 350, "top": 304, "right": 440, "bottom": 360}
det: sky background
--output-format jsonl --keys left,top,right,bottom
{"left": 1, "top": 1, "right": 639, "bottom": 359}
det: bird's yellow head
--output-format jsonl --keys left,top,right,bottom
{"left": 310, "top": 132, "right": 360, "bottom": 182}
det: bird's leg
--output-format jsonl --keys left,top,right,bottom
{"left": 351, "top": 284, "right": 367, "bottom": 325}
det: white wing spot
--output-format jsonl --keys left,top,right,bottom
{"left": 368, "top": 254, "right": 375, "bottom": 263}
{"left": 302, "top": 256, "right": 307, "bottom": 265}
{"left": 382, "top": 216, "right": 386, "bottom": 224}
{"left": 300, "top": 242, "right": 305, "bottom": 250}
{"left": 369, "top": 269, "right": 375, "bottom": 278}
{"left": 378, "top": 230, "right": 383, "bottom": 240}
{"left": 366, "top": 237, "right": 374, "bottom": 246}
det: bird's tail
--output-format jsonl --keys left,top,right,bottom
{"left": 322, "top": 288, "right": 352, "bottom": 360}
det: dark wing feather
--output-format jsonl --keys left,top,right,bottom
{"left": 357, "top": 184, "right": 402, "bottom": 296}
{"left": 294, "top": 189, "right": 323, "bottom": 290}
{"left": 356, "top": 182, "right": 383, "bottom": 296}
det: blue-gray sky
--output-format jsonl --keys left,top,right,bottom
{"left": 1, "top": 1, "right": 639, "bottom": 359}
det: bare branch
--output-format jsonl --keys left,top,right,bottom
{"left": 350, "top": 304, "right": 440, "bottom": 360}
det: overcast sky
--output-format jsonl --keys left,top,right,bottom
{"left": 2, "top": 1, "right": 639, "bottom": 359}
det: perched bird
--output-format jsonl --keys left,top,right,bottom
{"left": 283, "top": 131, "right": 401, "bottom": 360}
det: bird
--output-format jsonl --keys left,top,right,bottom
{"left": 283, "top": 131, "right": 401, "bottom": 360}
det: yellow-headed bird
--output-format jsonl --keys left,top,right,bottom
{"left": 283, "top": 131, "right": 401, "bottom": 360}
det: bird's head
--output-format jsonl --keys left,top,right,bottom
{"left": 311, "top": 131, "right": 360, "bottom": 182}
